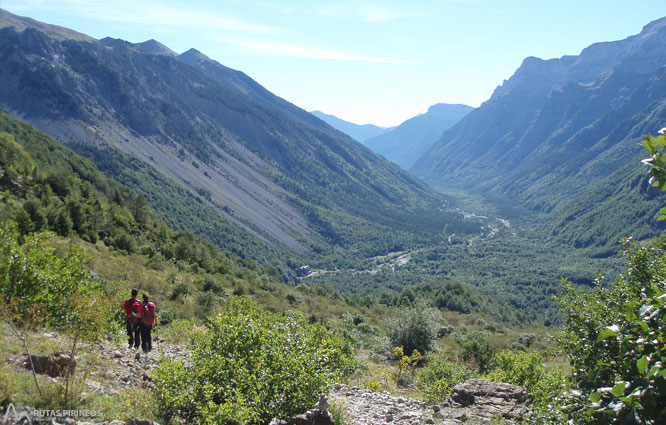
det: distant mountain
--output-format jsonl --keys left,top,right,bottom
{"left": 366, "top": 103, "right": 473, "bottom": 170}
{"left": 0, "top": 9, "right": 450, "bottom": 264}
{"left": 412, "top": 16, "right": 666, "bottom": 248}
{"left": 310, "top": 110, "right": 391, "bottom": 142}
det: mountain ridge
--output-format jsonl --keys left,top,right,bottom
{"left": 365, "top": 103, "right": 473, "bottom": 170}
{"left": 310, "top": 110, "right": 391, "bottom": 142}
{"left": 0, "top": 8, "right": 447, "bottom": 263}
{"left": 413, "top": 16, "right": 666, "bottom": 215}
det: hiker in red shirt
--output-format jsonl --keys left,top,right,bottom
{"left": 123, "top": 288, "right": 142, "bottom": 349}
{"left": 140, "top": 293, "right": 156, "bottom": 353}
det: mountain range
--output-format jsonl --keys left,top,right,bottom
{"left": 412, "top": 16, "right": 666, "bottom": 249}
{"left": 313, "top": 105, "right": 473, "bottom": 171}
{"left": 365, "top": 103, "right": 473, "bottom": 170}
{"left": 0, "top": 8, "right": 451, "bottom": 264}
{"left": 310, "top": 110, "right": 391, "bottom": 142}
{"left": 2, "top": 8, "right": 666, "bottom": 260}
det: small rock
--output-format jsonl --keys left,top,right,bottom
{"left": 113, "top": 350, "right": 123, "bottom": 358}
{"left": 315, "top": 394, "right": 329, "bottom": 411}
{"left": 128, "top": 419, "right": 161, "bottom": 425}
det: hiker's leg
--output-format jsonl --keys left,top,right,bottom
{"left": 140, "top": 324, "right": 149, "bottom": 352}
{"left": 146, "top": 327, "right": 152, "bottom": 352}
{"left": 126, "top": 320, "right": 134, "bottom": 347}
{"left": 133, "top": 323, "right": 141, "bottom": 348}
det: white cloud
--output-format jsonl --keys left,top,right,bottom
{"left": 315, "top": 2, "right": 416, "bottom": 23}
{"left": 218, "top": 37, "right": 416, "bottom": 64}
{"left": 5, "top": 0, "right": 271, "bottom": 33}
{"left": 357, "top": 5, "right": 406, "bottom": 23}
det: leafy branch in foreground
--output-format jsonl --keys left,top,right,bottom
{"left": 641, "top": 129, "right": 666, "bottom": 220}
{"left": 535, "top": 129, "right": 666, "bottom": 425}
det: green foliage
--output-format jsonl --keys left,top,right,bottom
{"left": 485, "top": 350, "right": 565, "bottom": 404}
{"left": 555, "top": 237, "right": 666, "bottom": 424}
{"left": 393, "top": 346, "right": 421, "bottom": 381}
{"left": 342, "top": 312, "right": 379, "bottom": 349}
{"left": 153, "top": 298, "right": 356, "bottom": 425}
{"left": 641, "top": 133, "right": 666, "bottom": 197}
{"left": 328, "top": 400, "right": 350, "bottom": 425}
{"left": 385, "top": 299, "right": 440, "bottom": 356}
{"left": 461, "top": 331, "right": 494, "bottom": 374}
{"left": 416, "top": 357, "right": 474, "bottom": 404}
{"left": 0, "top": 225, "right": 100, "bottom": 330}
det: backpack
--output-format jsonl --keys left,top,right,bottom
{"left": 142, "top": 302, "right": 156, "bottom": 327}
{"left": 127, "top": 298, "right": 142, "bottom": 323}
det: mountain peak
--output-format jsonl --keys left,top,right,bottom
{"left": 0, "top": 8, "right": 93, "bottom": 42}
{"left": 137, "top": 39, "right": 177, "bottom": 56}
{"left": 99, "top": 37, "right": 177, "bottom": 56}
{"left": 178, "top": 48, "right": 211, "bottom": 65}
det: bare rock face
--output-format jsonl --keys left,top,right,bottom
{"left": 442, "top": 379, "right": 529, "bottom": 421}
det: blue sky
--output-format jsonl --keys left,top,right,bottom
{"left": 4, "top": 1, "right": 666, "bottom": 126}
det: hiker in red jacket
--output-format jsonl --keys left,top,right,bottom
{"left": 123, "top": 288, "right": 142, "bottom": 349}
{"left": 140, "top": 293, "right": 156, "bottom": 353}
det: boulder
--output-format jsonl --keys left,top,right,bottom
{"left": 442, "top": 379, "right": 529, "bottom": 421}
{"left": 25, "top": 353, "right": 77, "bottom": 377}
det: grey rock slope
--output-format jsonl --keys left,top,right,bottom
{"left": 366, "top": 103, "right": 473, "bottom": 170}
{"left": 414, "top": 16, "right": 666, "bottom": 212}
{"left": 310, "top": 110, "right": 391, "bottom": 143}
{"left": 0, "top": 9, "right": 442, "bottom": 254}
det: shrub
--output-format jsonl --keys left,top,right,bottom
{"left": 555, "top": 237, "right": 666, "bottom": 424}
{"left": 169, "top": 282, "right": 190, "bottom": 301}
{"left": 393, "top": 346, "right": 420, "bottom": 382}
{"left": 485, "top": 350, "right": 565, "bottom": 404}
{"left": 153, "top": 297, "right": 355, "bottom": 425}
{"left": 461, "top": 331, "right": 494, "bottom": 374}
{"left": 416, "top": 357, "right": 474, "bottom": 404}
{"left": 385, "top": 298, "right": 440, "bottom": 355}
{"left": 342, "top": 312, "right": 379, "bottom": 349}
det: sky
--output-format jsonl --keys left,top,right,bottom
{"left": 4, "top": 1, "right": 666, "bottom": 127}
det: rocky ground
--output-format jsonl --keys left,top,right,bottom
{"left": 4, "top": 333, "right": 528, "bottom": 425}
{"left": 6, "top": 333, "right": 188, "bottom": 398}
{"left": 328, "top": 380, "right": 528, "bottom": 425}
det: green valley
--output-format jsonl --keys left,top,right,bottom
{"left": 1, "top": 7, "right": 666, "bottom": 425}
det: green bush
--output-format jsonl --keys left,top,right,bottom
{"left": 385, "top": 299, "right": 440, "bottom": 355}
{"left": 485, "top": 350, "right": 565, "bottom": 404}
{"left": 0, "top": 225, "right": 100, "bottom": 329}
{"left": 153, "top": 297, "right": 355, "bottom": 425}
{"left": 416, "top": 357, "right": 474, "bottom": 404}
{"left": 342, "top": 312, "right": 379, "bottom": 349}
{"left": 461, "top": 331, "right": 494, "bottom": 374}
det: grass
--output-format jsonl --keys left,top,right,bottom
{"left": 328, "top": 400, "right": 350, "bottom": 425}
